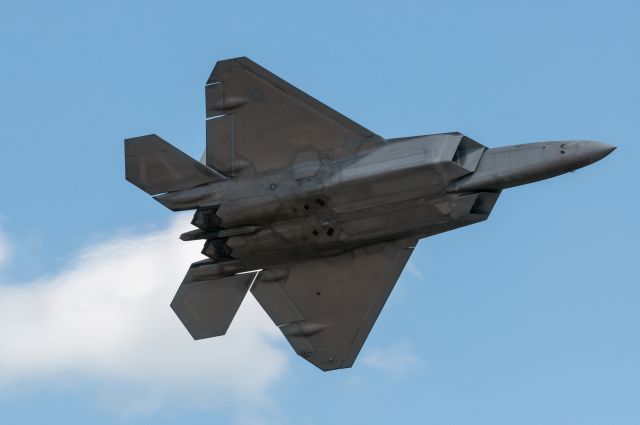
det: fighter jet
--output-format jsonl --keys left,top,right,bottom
{"left": 125, "top": 57, "right": 615, "bottom": 371}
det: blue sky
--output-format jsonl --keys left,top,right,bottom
{"left": 0, "top": 0, "right": 638, "bottom": 424}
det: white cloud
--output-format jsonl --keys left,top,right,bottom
{"left": 362, "top": 342, "right": 421, "bottom": 377}
{"left": 0, "top": 216, "right": 288, "bottom": 413}
{"left": 406, "top": 262, "right": 423, "bottom": 281}
{"left": 0, "top": 225, "right": 11, "bottom": 267}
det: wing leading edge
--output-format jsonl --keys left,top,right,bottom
{"left": 251, "top": 238, "right": 418, "bottom": 371}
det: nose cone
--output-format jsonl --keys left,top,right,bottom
{"left": 572, "top": 141, "right": 616, "bottom": 164}
{"left": 449, "top": 140, "right": 616, "bottom": 193}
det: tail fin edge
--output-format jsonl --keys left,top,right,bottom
{"left": 125, "top": 134, "right": 225, "bottom": 196}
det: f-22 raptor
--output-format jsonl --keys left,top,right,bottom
{"left": 125, "top": 57, "right": 614, "bottom": 371}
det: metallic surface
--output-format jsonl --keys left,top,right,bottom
{"left": 125, "top": 57, "right": 615, "bottom": 371}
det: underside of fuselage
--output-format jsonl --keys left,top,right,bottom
{"left": 124, "top": 57, "right": 614, "bottom": 371}
{"left": 173, "top": 132, "right": 497, "bottom": 271}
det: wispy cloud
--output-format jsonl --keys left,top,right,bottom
{"left": 0, "top": 225, "right": 11, "bottom": 268}
{"left": 0, "top": 216, "right": 288, "bottom": 414}
{"left": 362, "top": 342, "right": 421, "bottom": 377}
{"left": 406, "top": 261, "right": 423, "bottom": 281}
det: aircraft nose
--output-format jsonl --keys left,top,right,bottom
{"left": 571, "top": 140, "right": 616, "bottom": 164}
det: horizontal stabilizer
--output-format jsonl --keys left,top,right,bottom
{"left": 125, "top": 134, "right": 225, "bottom": 195}
{"left": 171, "top": 261, "right": 256, "bottom": 339}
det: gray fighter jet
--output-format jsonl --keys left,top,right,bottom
{"left": 125, "top": 57, "right": 614, "bottom": 371}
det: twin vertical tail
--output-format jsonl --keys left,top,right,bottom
{"left": 125, "top": 134, "right": 255, "bottom": 338}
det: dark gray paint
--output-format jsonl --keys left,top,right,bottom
{"left": 125, "top": 57, "right": 615, "bottom": 371}
{"left": 170, "top": 262, "right": 256, "bottom": 340}
{"left": 125, "top": 134, "right": 224, "bottom": 195}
